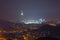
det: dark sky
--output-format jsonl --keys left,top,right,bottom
{"left": 0, "top": 0, "right": 60, "bottom": 22}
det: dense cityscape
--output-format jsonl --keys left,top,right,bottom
{"left": 0, "top": 0, "right": 60, "bottom": 40}
{"left": 0, "top": 19, "right": 60, "bottom": 40}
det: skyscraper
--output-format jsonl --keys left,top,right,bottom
{"left": 20, "top": 9, "right": 24, "bottom": 23}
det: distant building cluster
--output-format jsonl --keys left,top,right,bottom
{"left": 22, "top": 18, "right": 46, "bottom": 24}
{"left": 20, "top": 9, "right": 46, "bottom": 24}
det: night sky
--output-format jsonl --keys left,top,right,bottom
{"left": 0, "top": 0, "right": 60, "bottom": 22}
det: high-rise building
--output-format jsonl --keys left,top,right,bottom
{"left": 20, "top": 9, "right": 24, "bottom": 23}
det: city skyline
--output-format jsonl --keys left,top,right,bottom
{"left": 0, "top": 0, "right": 60, "bottom": 23}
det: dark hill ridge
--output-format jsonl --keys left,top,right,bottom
{"left": 0, "top": 19, "right": 24, "bottom": 30}
{"left": 0, "top": 19, "right": 14, "bottom": 30}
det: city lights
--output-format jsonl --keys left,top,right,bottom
{"left": 22, "top": 18, "right": 46, "bottom": 24}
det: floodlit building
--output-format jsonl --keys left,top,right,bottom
{"left": 22, "top": 18, "right": 46, "bottom": 24}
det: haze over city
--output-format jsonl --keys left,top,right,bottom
{"left": 0, "top": 0, "right": 60, "bottom": 40}
{"left": 0, "top": 0, "right": 60, "bottom": 23}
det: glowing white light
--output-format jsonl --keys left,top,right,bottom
{"left": 22, "top": 18, "right": 45, "bottom": 24}
{"left": 21, "top": 13, "right": 23, "bottom": 16}
{"left": 21, "top": 10, "right": 24, "bottom": 16}
{"left": 39, "top": 18, "right": 45, "bottom": 23}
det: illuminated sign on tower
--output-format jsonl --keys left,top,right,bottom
{"left": 21, "top": 9, "right": 24, "bottom": 16}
